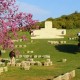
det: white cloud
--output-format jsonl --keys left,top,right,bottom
{"left": 16, "top": 1, "right": 50, "bottom": 21}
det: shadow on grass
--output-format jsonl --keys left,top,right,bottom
{"left": 47, "top": 79, "right": 51, "bottom": 80}
{"left": 77, "top": 67, "right": 80, "bottom": 69}
{"left": 55, "top": 44, "right": 79, "bottom": 54}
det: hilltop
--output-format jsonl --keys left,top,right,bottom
{"left": 37, "top": 12, "right": 80, "bottom": 29}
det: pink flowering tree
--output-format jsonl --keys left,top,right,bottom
{"left": 0, "top": 0, "right": 37, "bottom": 50}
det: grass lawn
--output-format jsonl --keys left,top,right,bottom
{"left": 0, "top": 29, "right": 80, "bottom": 80}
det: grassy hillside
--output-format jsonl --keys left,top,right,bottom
{"left": 0, "top": 29, "right": 80, "bottom": 80}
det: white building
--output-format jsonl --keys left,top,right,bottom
{"left": 31, "top": 21, "right": 66, "bottom": 39}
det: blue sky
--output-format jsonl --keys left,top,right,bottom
{"left": 16, "top": 0, "right": 80, "bottom": 21}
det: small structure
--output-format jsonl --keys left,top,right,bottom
{"left": 52, "top": 70, "right": 75, "bottom": 80}
{"left": 77, "top": 32, "right": 80, "bottom": 37}
{"left": 69, "top": 70, "right": 75, "bottom": 78}
{"left": 53, "top": 75, "right": 62, "bottom": 80}
{"left": 62, "top": 73, "right": 70, "bottom": 80}
{"left": 62, "top": 59, "right": 67, "bottom": 63}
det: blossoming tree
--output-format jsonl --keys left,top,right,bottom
{"left": 0, "top": 0, "right": 37, "bottom": 50}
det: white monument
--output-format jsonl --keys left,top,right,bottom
{"left": 31, "top": 21, "right": 66, "bottom": 39}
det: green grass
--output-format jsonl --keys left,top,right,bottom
{"left": 0, "top": 29, "right": 80, "bottom": 80}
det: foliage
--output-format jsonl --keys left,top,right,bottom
{"left": 39, "top": 12, "right": 80, "bottom": 29}
{"left": 0, "top": 0, "right": 37, "bottom": 49}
